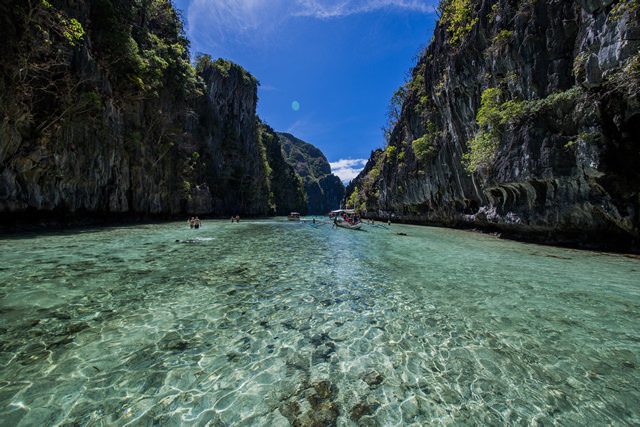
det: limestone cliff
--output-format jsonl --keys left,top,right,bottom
{"left": 0, "top": 0, "right": 306, "bottom": 226}
{"left": 348, "top": 0, "right": 640, "bottom": 250}
{"left": 278, "top": 132, "right": 345, "bottom": 214}
{"left": 259, "top": 124, "right": 308, "bottom": 216}
{"left": 189, "top": 59, "right": 269, "bottom": 216}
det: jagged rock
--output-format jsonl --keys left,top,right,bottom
{"left": 260, "top": 124, "right": 308, "bottom": 215}
{"left": 577, "top": 0, "right": 615, "bottom": 14}
{"left": 584, "top": 54, "right": 603, "bottom": 88}
{"left": 0, "top": 1, "right": 308, "bottom": 226}
{"left": 278, "top": 132, "right": 345, "bottom": 214}
{"left": 347, "top": 0, "right": 640, "bottom": 251}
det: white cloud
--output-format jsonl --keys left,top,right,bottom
{"left": 294, "top": 0, "right": 435, "bottom": 18}
{"left": 186, "top": 0, "right": 286, "bottom": 48}
{"left": 184, "top": 0, "right": 436, "bottom": 48}
{"left": 330, "top": 158, "right": 369, "bottom": 184}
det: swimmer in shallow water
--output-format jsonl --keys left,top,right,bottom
{"left": 176, "top": 238, "right": 202, "bottom": 243}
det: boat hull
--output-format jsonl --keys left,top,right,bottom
{"left": 335, "top": 222, "right": 362, "bottom": 230}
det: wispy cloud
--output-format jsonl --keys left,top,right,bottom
{"left": 285, "top": 118, "right": 310, "bottom": 137}
{"left": 184, "top": 0, "right": 435, "bottom": 49}
{"left": 330, "top": 158, "right": 368, "bottom": 184}
{"left": 293, "top": 0, "right": 435, "bottom": 18}
{"left": 259, "top": 84, "right": 279, "bottom": 92}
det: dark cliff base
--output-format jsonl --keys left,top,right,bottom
{"left": 376, "top": 216, "right": 639, "bottom": 254}
{"left": 0, "top": 210, "right": 166, "bottom": 234}
{"left": 0, "top": 210, "right": 265, "bottom": 235}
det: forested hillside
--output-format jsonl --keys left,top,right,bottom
{"left": 278, "top": 132, "right": 345, "bottom": 214}
{"left": 0, "top": 0, "right": 306, "bottom": 225}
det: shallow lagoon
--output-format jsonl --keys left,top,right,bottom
{"left": 0, "top": 219, "right": 639, "bottom": 425}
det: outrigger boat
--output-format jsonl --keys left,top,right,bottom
{"left": 329, "top": 209, "right": 362, "bottom": 230}
{"left": 287, "top": 212, "right": 300, "bottom": 221}
{"left": 334, "top": 220, "right": 362, "bottom": 230}
{"left": 329, "top": 209, "right": 355, "bottom": 219}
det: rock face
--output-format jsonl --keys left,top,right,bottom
{"left": 260, "top": 125, "right": 309, "bottom": 215}
{"left": 0, "top": 0, "right": 306, "bottom": 225}
{"left": 278, "top": 132, "right": 345, "bottom": 214}
{"left": 348, "top": 0, "right": 640, "bottom": 250}
{"left": 190, "top": 60, "right": 268, "bottom": 216}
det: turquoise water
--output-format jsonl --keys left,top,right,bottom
{"left": 0, "top": 219, "right": 639, "bottom": 426}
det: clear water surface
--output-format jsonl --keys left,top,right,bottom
{"left": 0, "top": 219, "right": 639, "bottom": 425}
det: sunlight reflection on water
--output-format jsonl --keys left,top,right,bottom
{"left": 0, "top": 219, "right": 639, "bottom": 425}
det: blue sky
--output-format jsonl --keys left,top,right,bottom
{"left": 172, "top": 0, "right": 438, "bottom": 183}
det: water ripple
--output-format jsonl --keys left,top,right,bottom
{"left": 0, "top": 220, "right": 639, "bottom": 425}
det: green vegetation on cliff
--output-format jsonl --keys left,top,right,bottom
{"left": 195, "top": 54, "right": 259, "bottom": 90}
{"left": 259, "top": 123, "right": 308, "bottom": 215}
{"left": 343, "top": 149, "right": 383, "bottom": 214}
{"left": 277, "top": 133, "right": 345, "bottom": 214}
{"left": 463, "top": 86, "right": 584, "bottom": 173}
{"left": 346, "top": 0, "right": 640, "bottom": 249}
{"left": 0, "top": 0, "right": 310, "bottom": 221}
{"left": 463, "top": 87, "right": 525, "bottom": 173}
{"left": 89, "top": 0, "right": 201, "bottom": 100}
{"left": 412, "top": 121, "right": 439, "bottom": 162}
{"left": 437, "top": 0, "right": 479, "bottom": 47}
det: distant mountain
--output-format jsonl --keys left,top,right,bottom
{"left": 259, "top": 124, "right": 308, "bottom": 216}
{"left": 277, "top": 133, "right": 345, "bottom": 215}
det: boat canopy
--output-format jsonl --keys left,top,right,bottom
{"left": 330, "top": 209, "right": 355, "bottom": 214}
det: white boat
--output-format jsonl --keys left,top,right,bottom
{"left": 329, "top": 209, "right": 362, "bottom": 230}
{"left": 329, "top": 209, "right": 355, "bottom": 219}
{"left": 287, "top": 212, "right": 300, "bottom": 221}
{"left": 335, "top": 220, "right": 362, "bottom": 230}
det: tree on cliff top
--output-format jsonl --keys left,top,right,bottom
{"left": 90, "top": 0, "right": 201, "bottom": 101}
{"left": 3, "top": 0, "right": 91, "bottom": 136}
{"left": 382, "top": 84, "right": 408, "bottom": 142}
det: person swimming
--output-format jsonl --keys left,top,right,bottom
{"left": 176, "top": 238, "right": 201, "bottom": 243}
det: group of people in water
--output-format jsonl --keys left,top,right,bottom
{"left": 187, "top": 216, "right": 242, "bottom": 227}
{"left": 187, "top": 217, "right": 202, "bottom": 229}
